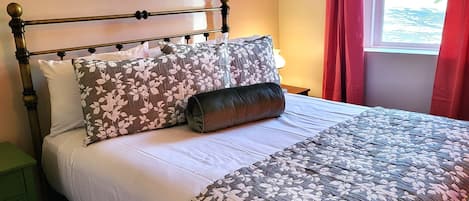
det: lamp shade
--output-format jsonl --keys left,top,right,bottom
{"left": 273, "top": 49, "right": 286, "bottom": 69}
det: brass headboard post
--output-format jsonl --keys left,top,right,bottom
{"left": 7, "top": 3, "right": 43, "bottom": 161}
{"left": 7, "top": 3, "right": 47, "bottom": 200}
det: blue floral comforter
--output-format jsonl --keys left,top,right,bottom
{"left": 193, "top": 107, "right": 469, "bottom": 201}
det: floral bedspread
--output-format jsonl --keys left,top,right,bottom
{"left": 193, "top": 107, "right": 469, "bottom": 201}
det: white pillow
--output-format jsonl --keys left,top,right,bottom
{"left": 38, "top": 43, "right": 149, "bottom": 136}
{"left": 147, "top": 47, "right": 163, "bottom": 58}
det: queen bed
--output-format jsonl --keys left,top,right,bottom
{"left": 6, "top": 1, "right": 469, "bottom": 201}
{"left": 42, "top": 94, "right": 366, "bottom": 201}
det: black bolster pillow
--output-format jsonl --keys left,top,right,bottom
{"left": 185, "top": 82, "right": 285, "bottom": 133}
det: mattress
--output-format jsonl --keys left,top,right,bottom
{"left": 42, "top": 93, "right": 368, "bottom": 201}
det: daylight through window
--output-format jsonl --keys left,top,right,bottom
{"left": 365, "top": 0, "right": 447, "bottom": 50}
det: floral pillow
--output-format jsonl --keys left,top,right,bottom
{"left": 164, "top": 36, "right": 280, "bottom": 87}
{"left": 227, "top": 36, "right": 280, "bottom": 86}
{"left": 73, "top": 44, "right": 228, "bottom": 145}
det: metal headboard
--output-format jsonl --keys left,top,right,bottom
{"left": 6, "top": 0, "right": 229, "bottom": 163}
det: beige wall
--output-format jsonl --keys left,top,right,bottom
{"left": 0, "top": 0, "right": 279, "bottom": 153}
{"left": 229, "top": 0, "right": 279, "bottom": 47}
{"left": 278, "top": 0, "right": 326, "bottom": 97}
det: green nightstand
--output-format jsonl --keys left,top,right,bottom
{"left": 0, "top": 142, "right": 38, "bottom": 201}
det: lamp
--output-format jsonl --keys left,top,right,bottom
{"left": 274, "top": 49, "right": 286, "bottom": 69}
{"left": 274, "top": 49, "right": 285, "bottom": 82}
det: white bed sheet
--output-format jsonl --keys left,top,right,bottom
{"left": 42, "top": 94, "right": 368, "bottom": 201}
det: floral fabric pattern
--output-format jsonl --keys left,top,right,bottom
{"left": 73, "top": 44, "right": 228, "bottom": 145}
{"left": 194, "top": 107, "right": 469, "bottom": 201}
{"left": 226, "top": 36, "right": 280, "bottom": 86}
{"left": 168, "top": 36, "right": 280, "bottom": 87}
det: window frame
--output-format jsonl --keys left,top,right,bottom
{"left": 364, "top": 0, "right": 444, "bottom": 51}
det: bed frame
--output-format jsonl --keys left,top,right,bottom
{"left": 6, "top": 1, "right": 229, "bottom": 198}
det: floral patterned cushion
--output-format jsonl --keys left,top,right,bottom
{"left": 165, "top": 36, "right": 280, "bottom": 87}
{"left": 226, "top": 36, "right": 280, "bottom": 86}
{"left": 73, "top": 44, "right": 228, "bottom": 145}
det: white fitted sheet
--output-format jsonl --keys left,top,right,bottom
{"left": 42, "top": 94, "right": 368, "bottom": 201}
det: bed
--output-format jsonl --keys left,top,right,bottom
{"left": 6, "top": 1, "right": 469, "bottom": 201}
{"left": 42, "top": 94, "right": 366, "bottom": 201}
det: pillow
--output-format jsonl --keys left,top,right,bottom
{"left": 227, "top": 36, "right": 280, "bottom": 86}
{"left": 164, "top": 36, "right": 280, "bottom": 87}
{"left": 73, "top": 43, "right": 229, "bottom": 145}
{"left": 147, "top": 46, "right": 163, "bottom": 58}
{"left": 38, "top": 43, "right": 149, "bottom": 136}
{"left": 185, "top": 82, "right": 285, "bottom": 133}
{"left": 204, "top": 35, "right": 262, "bottom": 45}
{"left": 82, "top": 42, "right": 149, "bottom": 60}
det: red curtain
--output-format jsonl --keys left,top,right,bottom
{"left": 322, "top": 0, "right": 365, "bottom": 105}
{"left": 431, "top": 0, "right": 469, "bottom": 120}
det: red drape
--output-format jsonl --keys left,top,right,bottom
{"left": 322, "top": 0, "right": 365, "bottom": 105}
{"left": 431, "top": 0, "right": 469, "bottom": 120}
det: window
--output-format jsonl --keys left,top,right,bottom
{"left": 364, "top": 0, "right": 447, "bottom": 51}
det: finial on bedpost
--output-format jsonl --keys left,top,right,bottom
{"left": 7, "top": 2, "right": 22, "bottom": 17}
{"left": 7, "top": 3, "right": 43, "bottom": 162}
{"left": 220, "top": 0, "right": 229, "bottom": 33}
{"left": 8, "top": 2, "right": 28, "bottom": 64}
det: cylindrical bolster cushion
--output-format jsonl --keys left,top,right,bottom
{"left": 185, "top": 82, "right": 285, "bottom": 133}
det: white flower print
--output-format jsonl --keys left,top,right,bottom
{"left": 193, "top": 108, "right": 469, "bottom": 201}
{"left": 73, "top": 42, "right": 229, "bottom": 145}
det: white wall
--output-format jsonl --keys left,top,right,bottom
{"left": 365, "top": 52, "right": 438, "bottom": 113}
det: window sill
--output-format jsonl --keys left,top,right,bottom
{"left": 364, "top": 48, "right": 439, "bottom": 56}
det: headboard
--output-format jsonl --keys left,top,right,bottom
{"left": 6, "top": 1, "right": 229, "bottom": 164}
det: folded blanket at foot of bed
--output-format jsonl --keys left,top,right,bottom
{"left": 193, "top": 107, "right": 469, "bottom": 201}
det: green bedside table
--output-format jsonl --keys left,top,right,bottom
{"left": 0, "top": 142, "right": 38, "bottom": 201}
